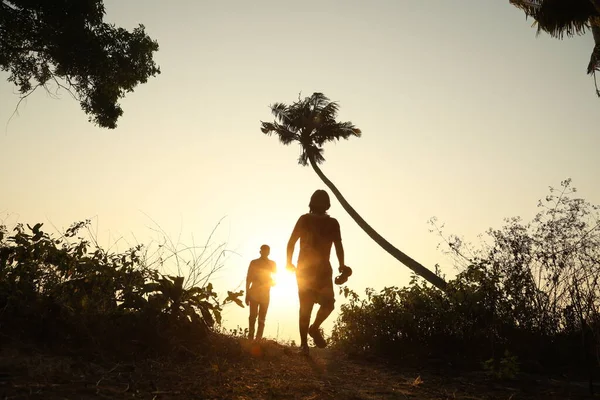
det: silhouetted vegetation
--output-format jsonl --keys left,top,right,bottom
{"left": 332, "top": 180, "right": 599, "bottom": 382}
{"left": 0, "top": 0, "right": 160, "bottom": 128}
{"left": 0, "top": 220, "right": 243, "bottom": 358}
{"left": 2, "top": 186, "right": 597, "bottom": 398}
{"left": 511, "top": 0, "right": 600, "bottom": 96}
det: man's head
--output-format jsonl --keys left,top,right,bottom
{"left": 309, "top": 190, "right": 331, "bottom": 214}
{"left": 260, "top": 244, "right": 270, "bottom": 258}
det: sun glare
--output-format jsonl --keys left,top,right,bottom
{"left": 271, "top": 267, "right": 298, "bottom": 297}
{"left": 254, "top": 245, "right": 299, "bottom": 313}
{"left": 237, "top": 223, "right": 301, "bottom": 337}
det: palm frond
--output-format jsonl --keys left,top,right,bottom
{"left": 512, "top": 0, "right": 600, "bottom": 97}
{"left": 512, "top": 0, "right": 597, "bottom": 38}
{"left": 317, "top": 101, "right": 340, "bottom": 122}
{"left": 270, "top": 103, "right": 289, "bottom": 122}
{"left": 312, "top": 121, "right": 362, "bottom": 146}
{"left": 537, "top": 0, "right": 595, "bottom": 38}
{"left": 510, "top": 0, "right": 542, "bottom": 16}
{"left": 336, "top": 122, "right": 362, "bottom": 138}
{"left": 588, "top": 23, "right": 600, "bottom": 74}
{"left": 299, "top": 145, "right": 325, "bottom": 166}
{"left": 261, "top": 92, "right": 361, "bottom": 165}
{"left": 588, "top": 44, "right": 600, "bottom": 75}
{"left": 310, "top": 92, "right": 330, "bottom": 111}
{"left": 260, "top": 121, "right": 299, "bottom": 145}
{"left": 587, "top": 23, "right": 600, "bottom": 96}
{"left": 260, "top": 121, "right": 273, "bottom": 134}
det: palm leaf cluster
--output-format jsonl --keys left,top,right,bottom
{"left": 511, "top": 0, "right": 600, "bottom": 93}
{"left": 261, "top": 93, "right": 362, "bottom": 166}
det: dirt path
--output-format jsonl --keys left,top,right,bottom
{"left": 1, "top": 340, "right": 596, "bottom": 399}
{"left": 179, "top": 341, "right": 596, "bottom": 400}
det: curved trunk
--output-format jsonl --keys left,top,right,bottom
{"left": 308, "top": 157, "right": 447, "bottom": 291}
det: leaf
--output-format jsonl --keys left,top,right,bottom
{"left": 181, "top": 303, "right": 199, "bottom": 321}
{"left": 169, "top": 276, "right": 184, "bottom": 303}
{"left": 142, "top": 282, "right": 162, "bottom": 294}
{"left": 213, "top": 308, "right": 222, "bottom": 325}
{"left": 198, "top": 303, "right": 215, "bottom": 327}
{"left": 30, "top": 223, "right": 43, "bottom": 234}
{"left": 223, "top": 290, "right": 244, "bottom": 308}
{"left": 186, "top": 287, "right": 208, "bottom": 301}
{"left": 148, "top": 293, "right": 168, "bottom": 311}
{"left": 172, "top": 276, "right": 185, "bottom": 290}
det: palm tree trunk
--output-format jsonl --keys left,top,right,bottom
{"left": 308, "top": 157, "right": 448, "bottom": 291}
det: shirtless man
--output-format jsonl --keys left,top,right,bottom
{"left": 286, "top": 190, "right": 347, "bottom": 355}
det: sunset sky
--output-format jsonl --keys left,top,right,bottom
{"left": 1, "top": 0, "right": 600, "bottom": 341}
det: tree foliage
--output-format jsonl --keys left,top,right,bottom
{"left": 510, "top": 0, "right": 600, "bottom": 95}
{"left": 0, "top": 0, "right": 160, "bottom": 128}
{"left": 260, "top": 92, "right": 362, "bottom": 166}
{"left": 0, "top": 220, "right": 243, "bottom": 355}
{"left": 332, "top": 180, "right": 600, "bottom": 379}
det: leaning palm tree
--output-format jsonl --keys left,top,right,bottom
{"left": 511, "top": 0, "right": 600, "bottom": 95}
{"left": 260, "top": 92, "right": 447, "bottom": 291}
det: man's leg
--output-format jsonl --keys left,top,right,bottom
{"left": 311, "top": 301, "right": 334, "bottom": 331}
{"left": 256, "top": 301, "right": 269, "bottom": 340}
{"left": 308, "top": 280, "right": 335, "bottom": 348}
{"left": 248, "top": 301, "right": 258, "bottom": 340}
{"left": 299, "top": 295, "right": 314, "bottom": 348}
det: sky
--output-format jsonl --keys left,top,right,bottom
{"left": 1, "top": 0, "right": 600, "bottom": 341}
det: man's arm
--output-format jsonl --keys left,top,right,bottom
{"left": 286, "top": 234, "right": 299, "bottom": 269}
{"left": 286, "top": 217, "right": 302, "bottom": 269}
{"left": 333, "top": 240, "right": 345, "bottom": 270}
{"left": 332, "top": 219, "right": 345, "bottom": 270}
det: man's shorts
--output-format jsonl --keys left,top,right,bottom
{"left": 296, "top": 264, "right": 335, "bottom": 308}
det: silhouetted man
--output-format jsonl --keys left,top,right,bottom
{"left": 287, "top": 189, "right": 346, "bottom": 355}
{"left": 245, "top": 244, "right": 276, "bottom": 341}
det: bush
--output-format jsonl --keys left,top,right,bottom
{"left": 332, "top": 180, "right": 600, "bottom": 376}
{"left": 0, "top": 220, "right": 243, "bottom": 357}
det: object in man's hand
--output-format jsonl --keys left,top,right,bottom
{"left": 334, "top": 265, "right": 353, "bottom": 285}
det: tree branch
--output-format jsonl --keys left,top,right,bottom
{"left": 5, "top": 83, "right": 42, "bottom": 134}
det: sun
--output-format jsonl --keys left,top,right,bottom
{"left": 266, "top": 246, "right": 298, "bottom": 300}
{"left": 263, "top": 246, "right": 300, "bottom": 311}
{"left": 271, "top": 267, "right": 298, "bottom": 297}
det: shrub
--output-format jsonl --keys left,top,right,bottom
{"left": 0, "top": 220, "right": 243, "bottom": 356}
{"left": 332, "top": 180, "right": 600, "bottom": 377}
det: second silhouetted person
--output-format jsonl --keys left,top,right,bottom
{"left": 245, "top": 244, "right": 276, "bottom": 340}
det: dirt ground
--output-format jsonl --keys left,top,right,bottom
{"left": 1, "top": 339, "right": 598, "bottom": 399}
